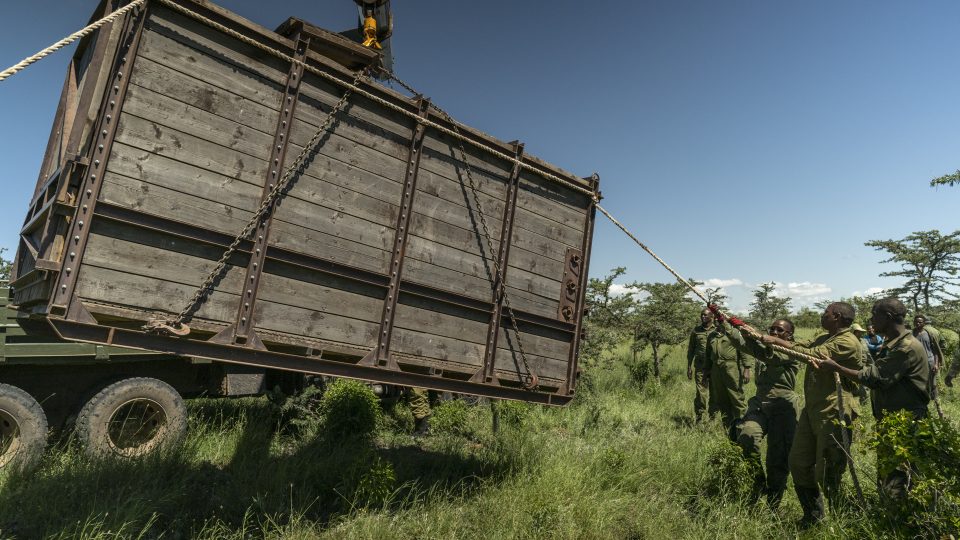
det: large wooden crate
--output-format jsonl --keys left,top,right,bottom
{"left": 11, "top": 0, "right": 598, "bottom": 404}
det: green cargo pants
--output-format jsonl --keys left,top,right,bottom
{"left": 789, "top": 406, "right": 851, "bottom": 503}
{"left": 407, "top": 387, "right": 431, "bottom": 421}
{"left": 709, "top": 362, "right": 746, "bottom": 430}
{"left": 734, "top": 396, "right": 799, "bottom": 507}
{"left": 694, "top": 369, "right": 710, "bottom": 422}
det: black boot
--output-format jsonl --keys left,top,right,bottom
{"left": 413, "top": 416, "right": 431, "bottom": 436}
{"left": 795, "top": 486, "right": 825, "bottom": 527}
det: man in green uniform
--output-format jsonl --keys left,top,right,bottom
{"left": 818, "top": 298, "right": 930, "bottom": 499}
{"left": 913, "top": 315, "right": 944, "bottom": 401}
{"left": 761, "top": 302, "right": 863, "bottom": 525}
{"left": 407, "top": 387, "right": 432, "bottom": 435}
{"left": 687, "top": 309, "right": 715, "bottom": 423}
{"left": 705, "top": 318, "right": 753, "bottom": 434}
{"left": 723, "top": 317, "right": 802, "bottom": 509}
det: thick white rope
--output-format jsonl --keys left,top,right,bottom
{"left": 0, "top": 0, "right": 147, "bottom": 83}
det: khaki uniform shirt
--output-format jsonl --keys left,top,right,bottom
{"left": 859, "top": 330, "right": 930, "bottom": 419}
{"left": 687, "top": 324, "right": 713, "bottom": 370}
{"left": 724, "top": 322, "right": 801, "bottom": 403}
{"left": 704, "top": 327, "right": 755, "bottom": 376}
{"left": 791, "top": 328, "right": 864, "bottom": 417}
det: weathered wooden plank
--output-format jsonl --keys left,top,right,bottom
{"left": 130, "top": 55, "right": 278, "bottom": 135}
{"left": 496, "top": 327, "right": 570, "bottom": 362}
{"left": 269, "top": 221, "right": 391, "bottom": 274}
{"left": 391, "top": 327, "right": 484, "bottom": 367}
{"left": 421, "top": 130, "right": 514, "bottom": 191}
{"left": 253, "top": 301, "right": 378, "bottom": 350}
{"left": 493, "top": 349, "right": 567, "bottom": 384}
{"left": 81, "top": 228, "right": 246, "bottom": 291}
{"left": 114, "top": 113, "right": 268, "bottom": 187}
{"left": 512, "top": 206, "right": 583, "bottom": 251}
{"left": 517, "top": 171, "right": 591, "bottom": 229}
{"left": 410, "top": 189, "right": 503, "bottom": 244}
{"left": 123, "top": 83, "right": 274, "bottom": 160}
{"left": 100, "top": 174, "right": 255, "bottom": 237}
{"left": 105, "top": 141, "right": 263, "bottom": 211}
{"left": 393, "top": 301, "right": 488, "bottom": 346}
{"left": 500, "top": 290, "right": 559, "bottom": 321}
{"left": 75, "top": 265, "right": 240, "bottom": 324}
{"left": 147, "top": 6, "right": 289, "bottom": 87}
{"left": 274, "top": 179, "right": 398, "bottom": 230}
{"left": 509, "top": 226, "right": 569, "bottom": 263}
{"left": 256, "top": 266, "right": 383, "bottom": 324}
{"left": 278, "top": 143, "right": 403, "bottom": 207}
{"left": 271, "top": 195, "right": 395, "bottom": 252}
{"left": 298, "top": 71, "right": 414, "bottom": 144}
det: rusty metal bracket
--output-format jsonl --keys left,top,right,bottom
{"left": 563, "top": 173, "right": 599, "bottom": 395}
{"left": 211, "top": 36, "right": 311, "bottom": 350}
{"left": 359, "top": 98, "right": 431, "bottom": 371}
{"left": 51, "top": 2, "right": 148, "bottom": 320}
{"left": 558, "top": 248, "right": 584, "bottom": 322}
{"left": 471, "top": 141, "right": 524, "bottom": 385}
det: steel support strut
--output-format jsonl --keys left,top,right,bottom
{"left": 52, "top": 1, "right": 148, "bottom": 323}
{"left": 564, "top": 174, "right": 599, "bottom": 395}
{"left": 359, "top": 99, "right": 431, "bottom": 370}
{"left": 211, "top": 35, "right": 310, "bottom": 349}
{"left": 471, "top": 142, "right": 524, "bottom": 385}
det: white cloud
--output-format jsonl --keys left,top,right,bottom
{"left": 784, "top": 282, "right": 832, "bottom": 298}
{"left": 609, "top": 283, "right": 640, "bottom": 296}
{"left": 851, "top": 287, "right": 886, "bottom": 297}
{"left": 703, "top": 278, "right": 744, "bottom": 289}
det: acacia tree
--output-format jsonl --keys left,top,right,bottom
{"left": 582, "top": 267, "right": 635, "bottom": 365}
{"left": 703, "top": 286, "right": 729, "bottom": 310}
{"left": 865, "top": 230, "right": 960, "bottom": 311}
{"left": 931, "top": 170, "right": 960, "bottom": 187}
{"left": 748, "top": 282, "right": 792, "bottom": 326}
{"left": 630, "top": 281, "right": 701, "bottom": 379}
{"left": 0, "top": 248, "right": 10, "bottom": 281}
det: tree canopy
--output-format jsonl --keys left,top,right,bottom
{"left": 748, "top": 282, "right": 792, "bottom": 326}
{"left": 631, "top": 281, "right": 702, "bottom": 378}
{"left": 931, "top": 170, "right": 960, "bottom": 187}
{"left": 865, "top": 230, "right": 960, "bottom": 311}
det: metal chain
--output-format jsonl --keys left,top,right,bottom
{"left": 145, "top": 67, "right": 369, "bottom": 333}
{"left": 385, "top": 71, "right": 537, "bottom": 390}
{"left": 0, "top": 0, "right": 147, "bottom": 83}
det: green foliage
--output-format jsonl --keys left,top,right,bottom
{"left": 931, "top": 170, "right": 960, "bottom": 187}
{"left": 317, "top": 379, "right": 382, "bottom": 441}
{"left": 793, "top": 306, "right": 821, "bottom": 329}
{"left": 0, "top": 247, "right": 10, "bottom": 281}
{"left": 493, "top": 400, "right": 531, "bottom": 429}
{"left": 701, "top": 440, "right": 757, "bottom": 504}
{"left": 582, "top": 267, "right": 635, "bottom": 366}
{"left": 341, "top": 453, "right": 397, "bottom": 509}
{"left": 625, "top": 356, "right": 655, "bottom": 389}
{"left": 867, "top": 411, "right": 960, "bottom": 536}
{"left": 865, "top": 230, "right": 960, "bottom": 311}
{"left": 429, "top": 399, "right": 472, "bottom": 437}
{"left": 630, "top": 280, "right": 701, "bottom": 378}
{"left": 747, "top": 282, "right": 792, "bottom": 326}
{"left": 270, "top": 382, "right": 324, "bottom": 439}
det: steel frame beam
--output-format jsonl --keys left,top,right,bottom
{"left": 359, "top": 99, "right": 431, "bottom": 370}
{"left": 49, "top": 1, "right": 148, "bottom": 323}
{"left": 564, "top": 174, "right": 599, "bottom": 395}
{"left": 46, "top": 318, "right": 571, "bottom": 405}
{"left": 471, "top": 142, "right": 524, "bottom": 385}
{"left": 212, "top": 34, "right": 310, "bottom": 349}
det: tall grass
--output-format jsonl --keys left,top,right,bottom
{"left": 1, "top": 339, "right": 957, "bottom": 539}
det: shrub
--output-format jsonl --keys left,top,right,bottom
{"left": 271, "top": 382, "right": 324, "bottom": 439}
{"left": 493, "top": 400, "right": 531, "bottom": 430}
{"left": 317, "top": 379, "right": 382, "bottom": 441}
{"left": 625, "top": 358, "right": 654, "bottom": 388}
{"left": 429, "top": 399, "right": 472, "bottom": 437}
{"left": 701, "top": 439, "right": 757, "bottom": 503}
{"left": 867, "top": 411, "right": 960, "bottom": 537}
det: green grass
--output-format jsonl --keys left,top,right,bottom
{"left": 1, "top": 337, "right": 958, "bottom": 539}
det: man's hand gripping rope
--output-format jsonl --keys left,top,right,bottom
{"left": 705, "top": 304, "right": 823, "bottom": 369}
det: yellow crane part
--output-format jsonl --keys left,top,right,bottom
{"left": 361, "top": 15, "right": 382, "bottom": 49}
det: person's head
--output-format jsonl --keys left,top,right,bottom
{"left": 913, "top": 314, "right": 927, "bottom": 330}
{"left": 700, "top": 308, "right": 714, "bottom": 327}
{"left": 871, "top": 298, "right": 907, "bottom": 335}
{"left": 867, "top": 324, "right": 877, "bottom": 337}
{"left": 820, "top": 302, "right": 855, "bottom": 332}
{"left": 850, "top": 323, "right": 866, "bottom": 338}
{"left": 768, "top": 318, "right": 795, "bottom": 341}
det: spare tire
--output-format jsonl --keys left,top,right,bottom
{"left": 0, "top": 383, "right": 48, "bottom": 471}
{"left": 77, "top": 377, "right": 187, "bottom": 458}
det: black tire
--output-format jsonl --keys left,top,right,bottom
{"left": 0, "top": 383, "right": 48, "bottom": 472}
{"left": 77, "top": 377, "right": 187, "bottom": 458}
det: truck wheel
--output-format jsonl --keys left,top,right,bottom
{"left": 0, "top": 383, "right": 48, "bottom": 471}
{"left": 77, "top": 378, "right": 187, "bottom": 458}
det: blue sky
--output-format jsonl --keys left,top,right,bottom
{"left": 1, "top": 1, "right": 958, "bottom": 313}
